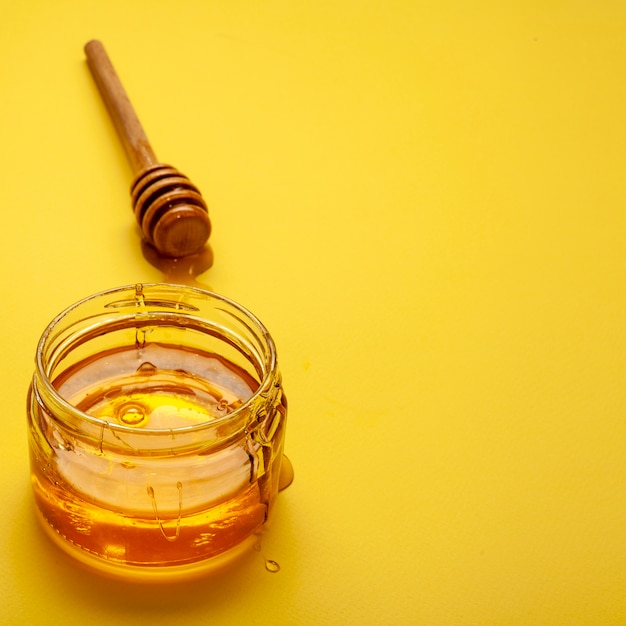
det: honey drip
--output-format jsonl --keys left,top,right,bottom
{"left": 148, "top": 482, "right": 183, "bottom": 542}
{"left": 253, "top": 534, "right": 281, "bottom": 574}
{"left": 141, "top": 239, "right": 214, "bottom": 288}
{"left": 278, "top": 456, "right": 294, "bottom": 491}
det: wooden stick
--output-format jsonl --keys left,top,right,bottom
{"left": 85, "top": 40, "right": 157, "bottom": 173}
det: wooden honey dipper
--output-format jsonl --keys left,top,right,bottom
{"left": 84, "top": 40, "right": 211, "bottom": 258}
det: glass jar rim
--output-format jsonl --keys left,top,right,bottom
{"left": 34, "top": 283, "right": 278, "bottom": 438}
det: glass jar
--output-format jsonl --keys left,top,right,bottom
{"left": 27, "top": 283, "right": 288, "bottom": 581}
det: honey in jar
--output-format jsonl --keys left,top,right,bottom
{"left": 27, "top": 283, "right": 288, "bottom": 581}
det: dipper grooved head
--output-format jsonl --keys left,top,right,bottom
{"left": 131, "top": 164, "right": 211, "bottom": 257}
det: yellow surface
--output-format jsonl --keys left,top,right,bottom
{"left": 1, "top": 1, "right": 626, "bottom": 624}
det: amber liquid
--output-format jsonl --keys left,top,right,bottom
{"left": 30, "top": 343, "right": 282, "bottom": 578}
{"left": 141, "top": 240, "right": 214, "bottom": 288}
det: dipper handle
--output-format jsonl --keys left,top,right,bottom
{"left": 84, "top": 40, "right": 211, "bottom": 258}
{"left": 85, "top": 40, "right": 157, "bottom": 172}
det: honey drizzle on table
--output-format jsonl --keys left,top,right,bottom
{"left": 141, "top": 240, "right": 215, "bottom": 288}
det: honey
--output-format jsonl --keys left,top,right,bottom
{"left": 56, "top": 343, "right": 254, "bottom": 430}
{"left": 28, "top": 284, "right": 287, "bottom": 580}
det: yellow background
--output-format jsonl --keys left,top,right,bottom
{"left": 1, "top": 1, "right": 626, "bottom": 624}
